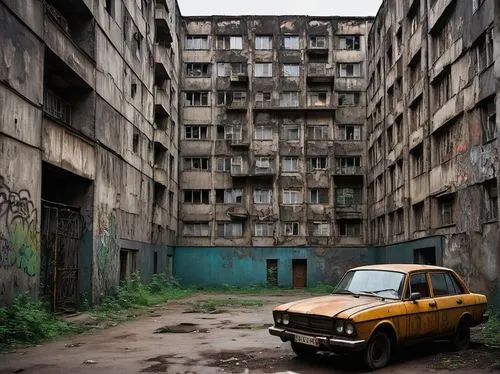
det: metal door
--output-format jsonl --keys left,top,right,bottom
{"left": 292, "top": 259, "right": 307, "bottom": 288}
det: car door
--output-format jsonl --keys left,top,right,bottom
{"left": 404, "top": 272, "right": 440, "bottom": 340}
{"left": 429, "top": 271, "right": 467, "bottom": 335}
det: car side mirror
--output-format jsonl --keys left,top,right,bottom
{"left": 410, "top": 292, "right": 422, "bottom": 302}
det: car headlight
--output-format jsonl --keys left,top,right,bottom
{"left": 345, "top": 323, "right": 355, "bottom": 336}
{"left": 282, "top": 313, "right": 290, "bottom": 325}
{"left": 274, "top": 312, "right": 282, "bottom": 324}
{"left": 335, "top": 320, "right": 344, "bottom": 334}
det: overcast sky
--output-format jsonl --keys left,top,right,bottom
{"left": 179, "top": 0, "right": 383, "bottom": 17}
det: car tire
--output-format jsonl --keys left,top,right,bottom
{"left": 451, "top": 318, "right": 470, "bottom": 351}
{"left": 363, "top": 330, "right": 392, "bottom": 370}
{"left": 290, "top": 342, "right": 318, "bottom": 358}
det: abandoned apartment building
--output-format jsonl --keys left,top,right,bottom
{"left": 0, "top": 0, "right": 499, "bottom": 309}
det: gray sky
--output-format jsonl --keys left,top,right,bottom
{"left": 179, "top": 0, "right": 383, "bottom": 17}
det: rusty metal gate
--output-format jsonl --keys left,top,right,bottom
{"left": 40, "top": 200, "right": 83, "bottom": 312}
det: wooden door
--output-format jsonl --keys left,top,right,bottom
{"left": 292, "top": 259, "right": 307, "bottom": 288}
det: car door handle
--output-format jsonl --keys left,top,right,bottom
{"left": 456, "top": 299, "right": 463, "bottom": 305}
{"left": 429, "top": 301, "right": 437, "bottom": 307}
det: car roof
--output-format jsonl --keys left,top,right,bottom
{"left": 349, "top": 264, "right": 452, "bottom": 274}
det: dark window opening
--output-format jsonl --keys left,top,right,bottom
{"left": 414, "top": 247, "right": 436, "bottom": 265}
{"left": 267, "top": 259, "right": 278, "bottom": 287}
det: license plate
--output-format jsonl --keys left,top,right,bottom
{"left": 294, "top": 333, "right": 319, "bottom": 347}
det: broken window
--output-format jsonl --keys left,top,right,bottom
{"left": 307, "top": 125, "right": 328, "bottom": 140}
{"left": 217, "top": 222, "right": 243, "bottom": 237}
{"left": 255, "top": 35, "right": 273, "bottom": 49}
{"left": 282, "top": 125, "right": 300, "bottom": 140}
{"left": 408, "top": 3, "right": 419, "bottom": 36}
{"left": 309, "top": 189, "right": 329, "bottom": 204}
{"left": 185, "top": 92, "right": 209, "bottom": 106}
{"left": 280, "top": 92, "right": 300, "bottom": 107}
{"left": 336, "top": 156, "right": 361, "bottom": 171}
{"left": 255, "top": 91, "right": 272, "bottom": 106}
{"left": 476, "top": 28, "right": 494, "bottom": 71}
{"left": 409, "top": 53, "right": 422, "bottom": 87}
{"left": 409, "top": 98, "right": 423, "bottom": 131}
{"left": 484, "top": 179, "right": 498, "bottom": 221}
{"left": 255, "top": 62, "right": 273, "bottom": 77}
{"left": 338, "top": 63, "right": 361, "bottom": 77}
{"left": 283, "top": 222, "right": 300, "bottom": 236}
{"left": 185, "top": 35, "right": 209, "bottom": 50}
{"left": 310, "top": 35, "right": 327, "bottom": 49}
{"left": 254, "top": 222, "right": 274, "bottom": 237}
{"left": 338, "top": 220, "right": 362, "bottom": 236}
{"left": 224, "top": 125, "right": 243, "bottom": 140}
{"left": 480, "top": 97, "right": 496, "bottom": 143}
{"left": 255, "top": 156, "right": 271, "bottom": 169}
{"left": 338, "top": 35, "right": 360, "bottom": 50}
{"left": 283, "top": 189, "right": 301, "bottom": 204}
{"left": 216, "top": 35, "right": 243, "bottom": 50}
{"left": 309, "top": 157, "right": 327, "bottom": 170}
{"left": 337, "top": 125, "right": 361, "bottom": 141}
{"left": 183, "top": 157, "right": 209, "bottom": 171}
{"left": 433, "top": 69, "right": 452, "bottom": 112}
{"left": 438, "top": 195, "right": 455, "bottom": 226}
{"left": 432, "top": 18, "right": 452, "bottom": 61}
{"left": 216, "top": 157, "right": 231, "bottom": 172}
{"left": 183, "top": 222, "right": 210, "bottom": 237}
{"left": 253, "top": 189, "right": 272, "bottom": 204}
{"left": 283, "top": 35, "right": 299, "bottom": 49}
{"left": 338, "top": 92, "right": 360, "bottom": 106}
{"left": 217, "top": 91, "right": 247, "bottom": 105}
{"left": 308, "top": 92, "right": 328, "bottom": 106}
{"left": 216, "top": 189, "right": 243, "bottom": 204}
{"left": 434, "top": 120, "right": 459, "bottom": 165}
{"left": 411, "top": 145, "right": 424, "bottom": 177}
{"left": 186, "top": 63, "right": 211, "bottom": 77}
{"left": 217, "top": 62, "right": 245, "bottom": 77}
{"left": 283, "top": 64, "right": 300, "bottom": 77}
{"left": 310, "top": 221, "right": 330, "bottom": 236}
{"left": 185, "top": 125, "right": 209, "bottom": 140}
{"left": 335, "top": 187, "right": 362, "bottom": 206}
{"left": 183, "top": 190, "right": 210, "bottom": 204}
{"left": 254, "top": 125, "right": 273, "bottom": 140}
{"left": 281, "top": 156, "right": 299, "bottom": 172}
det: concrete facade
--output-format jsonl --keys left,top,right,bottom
{"left": 0, "top": 0, "right": 180, "bottom": 307}
{"left": 366, "top": 0, "right": 499, "bottom": 303}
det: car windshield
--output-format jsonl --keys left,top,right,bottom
{"left": 334, "top": 270, "right": 405, "bottom": 299}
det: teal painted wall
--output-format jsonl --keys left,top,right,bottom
{"left": 375, "top": 236, "right": 444, "bottom": 265}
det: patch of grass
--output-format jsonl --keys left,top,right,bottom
{"left": 0, "top": 293, "right": 79, "bottom": 351}
{"left": 189, "top": 298, "right": 264, "bottom": 313}
{"left": 475, "top": 311, "right": 500, "bottom": 348}
{"left": 306, "top": 282, "right": 335, "bottom": 295}
{"left": 191, "top": 282, "right": 336, "bottom": 295}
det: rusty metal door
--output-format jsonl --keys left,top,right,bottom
{"left": 292, "top": 259, "right": 307, "bottom": 288}
{"left": 40, "top": 201, "right": 83, "bottom": 312}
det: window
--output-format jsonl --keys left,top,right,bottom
{"left": 185, "top": 35, "right": 209, "bottom": 50}
{"left": 254, "top": 188, "right": 272, "bottom": 204}
{"left": 307, "top": 125, "right": 328, "bottom": 140}
{"left": 308, "top": 92, "right": 327, "bottom": 106}
{"left": 411, "top": 145, "right": 424, "bottom": 177}
{"left": 255, "top": 91, "right": 272, "bottom": 106}
{"left": 184, "top": 190, "right": 210, "bottom": 204}
{"left": 255, "top": 35, "right": 273, "bottom": 50}
{"left": 432, "top": 19, "right": 452, "bottom": 61}
{"left": 337, "top": 125, "right": 361, "bottom": 140}
{"left": 484, "top": 179, "right": 498, "bottom": 221}
{"left": 387, "top": 125, "right": 394, "bottom": 147}
{"left": 216, "top": 188, "right": 243, "bottom": 204}
{"left": 430, "top": 272, "right": 462, "bottom": 296}
{"left": 434, "top": 70, "right": 452, "bottom": 111}
{"left": 408, "top": 3, "right": 419, "bottom": 36}
{"left": 283, "top": 222, "right": 300, "bottom": 236}
{"left": 217, "top": 62, "right": 245, "bottom": 77}
{"left": 255, "top": 156, "right": 271, "bottom": 170}
{"left": 339, "top": 35, "right": 360, "bottom": 50}
{"left": 217, "top": 91, "right": 247, "bottom": 105}
{"left": 43, "top": 90, "right": 71, "bottom": 124}
{"left": 310, "top": 221, "right": 330, "bottom": 236}
{"left": 338, "top": 63, "right": 361, "bottom": 77}
{"left": 283, "top": 35, "right": 299, "bottom": 49}
{"left": 409, "top": 53, "right": 421, "bottom": 86}
{"left": 309, "top": 189, "right": 328, "bottom": 204}
{"left": 481, "top": 97, "right": 496, "bottom": 143}
{"left": 395, "top": 209, "right": 404, "bottom": 234}
{"left": 283, "top": 189, "right": 300, "bottom": 204}
{"left": 280, "top": 92, "right": 299, "bottom": 107}
{"left": 413, "top": 202, "right": 425, "bottom": 231}
{"left": 310, "top": 35, "right": 327, "bottom": 48}
{"left": 409, "top": 98, "right": 423, "bottom": 131}
{"left": 396, "top": 116, "right": 403, "bottom": 143}
{"left": 186, "top": 63, "right": 211, "bottom": 77}
{"left": 217, "top": 222, "right": 243, "bottom": 237}
{"left": 336, "top": 156, "right": 361, "bottom": 170}
{"left": 283, "top": 64, "right": 300, "bottom": 77}
{"left": 183, "top": 157, "right": 209, "bottom": 171}
{"left": 254, "top": 125, "right": 273, "bottom": 140}
{"left": 338, "top": 92, "right": 360, "bottom": 106}
{"left": 132, "top": 132, "right": 139, "bottom": 153}
{"left": 254, "top": 222, "right": 274, "bottom": 237}
{"left": 282, "top": 156, "right": 299, "bottom": 172}
{"left": 255, "top": 62, "right": 273, "bottom": 77}
{"left": 216, "top": 157, "right": 231, "bottom": 172}
{"left": 183, "top": 222, "right": 210, "bottom": 237}
{"left": 409, "top": 273, "right": 430, "bottom": 298}
{"left": 222, "top": 125, "right": 243, "bottom": 140}
{"left": 185, "top": 92, "right": 209, "bottom": 106}
{"left": 216, "top": 35, "right": 243, "bottom": 50}
{"left": 309, "top": 157, "right": 327, "bottom": 170}
{"left": 185, "top": 125, "right": 208, "bottom": 140}
{"left": 336, "top": 187, "right": 362, "bottom": 205}
{"left": 282, "top": 125, "right": 300, "bottom": 140}
{"left": 338, "top": 220, "right": 362, "bottom": 236}
{"left": 231, "top": 156, "right": 243, "bottom": 174}
{"left": 438, "top": 196, "right": 454, "bottom": 226}
{"left": 104, "top": 0, "right": 114, "bottom": 16}
{"left": 435, "top": 123, "right": 456, "bottom": 164}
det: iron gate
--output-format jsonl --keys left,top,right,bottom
{"left": 41, "top": 200, "right": 83, "bottom": 312}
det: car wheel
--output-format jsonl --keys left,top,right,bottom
{"left": 451, "top": 318, "right": 470, "bottom": 351}
{"left": 363, "top": 330, "right": 392, "bottom": 370}
{"left": 290, "top": 342, "right": 318, "bottom": 358}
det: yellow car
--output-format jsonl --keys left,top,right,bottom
{"left": 269, "top": 264, "right": 488, "bottom": 370}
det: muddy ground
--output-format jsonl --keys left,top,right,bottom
{"left": 0, "top": 293, "right": 498, "bottom": 374}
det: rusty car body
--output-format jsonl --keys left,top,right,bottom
{"left": 269, "top": 264, "right": 488, "bottom": 369}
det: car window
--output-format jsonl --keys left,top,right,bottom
{"left": 430, "top": 273, "right": 450, "bottom": 296}
{"left": 445, "top": 273, "right": 464, "bottom": 295}
{"left": 409, "top": 273, "right": 430, "bottom": 298}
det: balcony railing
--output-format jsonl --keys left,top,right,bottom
{"left": 43, "top": 90, "right": 71, "bottom": 125}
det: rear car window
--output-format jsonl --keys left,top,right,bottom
{"left": 409, "top": 273, "right": 430, "bottom": 298}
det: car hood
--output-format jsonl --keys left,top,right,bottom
{"left": 275, "top": 294, "right": 394, "bottom": 318}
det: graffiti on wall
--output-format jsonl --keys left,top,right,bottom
{"left": 0, "top": 176, "right": 39, "bottom": 277}
{"left": 96, "top": 213, "right": 119, "bottom": 295}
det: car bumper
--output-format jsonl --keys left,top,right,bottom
{"left": 268, "top": 326, "right": 366, "bottom": 352}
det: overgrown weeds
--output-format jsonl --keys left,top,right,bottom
{"left": 475, "top": 311, "right": 500, "bottom": 348}
{"left": 187, "top": 298, "right": 264, "bottom": 313}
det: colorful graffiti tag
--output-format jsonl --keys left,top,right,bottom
{"left": 0, "top": 176, "right": 39, "bottom": 277}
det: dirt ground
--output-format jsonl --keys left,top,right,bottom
{"left": 0, "top": 293, "right": 498, "bottom": 374}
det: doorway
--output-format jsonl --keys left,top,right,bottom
{"left": 292, "top": 259, "right": 307, "bottom": 288}
{"left": 266, "top": 259, "right": 278, "bottom": 287}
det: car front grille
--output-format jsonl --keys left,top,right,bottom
{"left": 288, "top": 313, "right": 334, "bottom": 335}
